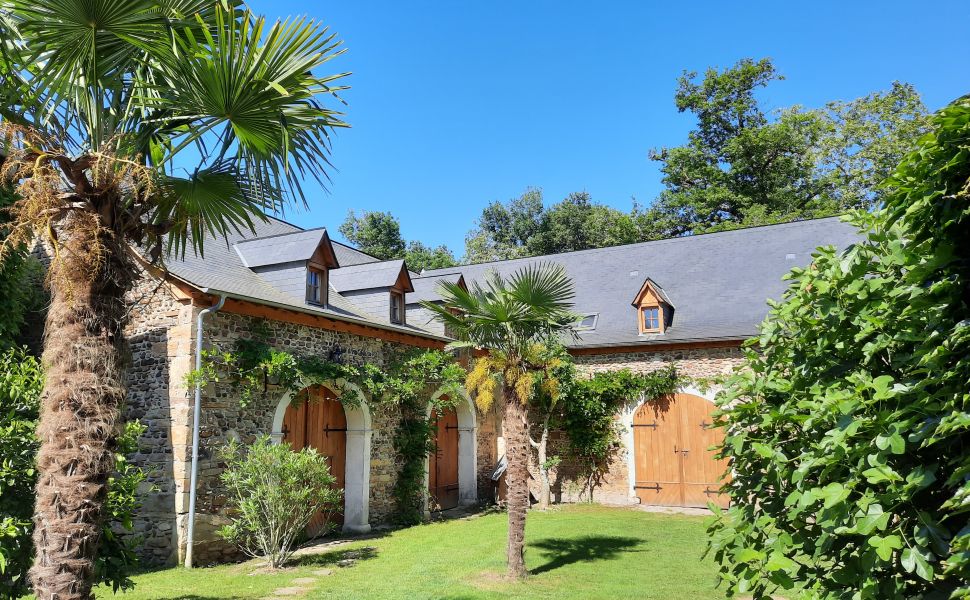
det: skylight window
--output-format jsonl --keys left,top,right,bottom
{"left": 574, "top": 313, "right": 598, "bottom": 331}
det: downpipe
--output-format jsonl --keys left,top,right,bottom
{"left": 185, "top": 294, "right": 227, "bottom": 568}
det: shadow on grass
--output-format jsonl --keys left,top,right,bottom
{"left": 289, "top": 545, "right": 379, "bottom": 568}
{"left": 529, "top": 535, "right": 643, "bottom": 575}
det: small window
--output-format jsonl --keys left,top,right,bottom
{"left": 390, "top": 290, "right": 405, "bottom": 324}
{"left": 306, "top": 267, "right": 327, "bottom": 306}
{"left": 641, "top": 306, "right": 660, "bottom": 332}
{"left": 574, "top": 313, "right": 598, "bottom": 331}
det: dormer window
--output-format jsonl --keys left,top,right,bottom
{"left": 390, "top": 290, "right": 405, "bottom": 324}
{"left": 306, "top": 267, "right": 328, "bottom": 306}
{"left": 631, "top": 278, "right": 674, "bottom": 335}
{"left": 640, "top": 306, "right": 661, "bottom": 332}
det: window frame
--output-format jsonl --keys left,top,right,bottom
{"left": 639, "top": 305, "right": 662, "bottom": 334}
{"left": 306, "top": 266, "right": 328, "bottom": 306}
{"left": 573, "top": 312, "right": 599, "bottom": 331}
{"left": 389, "top": 289, "right": 405, "bottom": 324}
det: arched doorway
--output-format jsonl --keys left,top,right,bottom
{"left": 281, "top": 385, "right": 346, "bottom": 535}
{"left": 428, "top": 402, "right": 460, "bottom": 511}
{"left": 632, "top": 392, "right": 729, "bottom": 508}
{"left": 424, "top": 389, "right": 478, "bottom": 514}
{"left": 271, "top": 382, "right": 372, "bottom": 534}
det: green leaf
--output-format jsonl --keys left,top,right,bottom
{"left": 868, "top": 534, "right": 903, "bottom": 561}
{"left": 900, "top": 548, "right": 934, "bottom": 581}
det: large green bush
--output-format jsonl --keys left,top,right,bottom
{"left": 709, "top": 98, "right": 970, "bottom": 599}
{"left": 219, "top": 436, "right": 343, "bottom": 568}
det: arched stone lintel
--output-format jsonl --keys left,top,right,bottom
{"left": 270, "top": 379, "right": 372, "bottom": 534}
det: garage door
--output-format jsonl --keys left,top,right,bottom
{"left": 633, "top": 393, "right": 729, "bottom": 508}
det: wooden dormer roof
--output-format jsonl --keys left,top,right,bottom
{"left": 631, "top": 278, "right": 674, "bottom": 308}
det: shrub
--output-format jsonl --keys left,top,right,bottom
{"left": 708, "top": 99, "right": 970, "bottom": 599}
{"left": 219, "top": 436, "right": 343, "bottom": 568}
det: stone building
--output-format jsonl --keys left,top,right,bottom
{"left": 113, "top": 214, "right": 855, "bottom": 565}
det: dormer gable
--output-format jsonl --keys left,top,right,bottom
{"left": 329, "top": 259, "right": 415, "bottom": 325}
{"left": 631, "top": 278, "right": 674, "bottom": 334}
{"left": 233, "top": 228, "right": 339, "bottom": 307}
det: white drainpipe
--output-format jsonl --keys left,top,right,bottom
{"left": 185, "top": 294, "right": 227, "bottom": 569}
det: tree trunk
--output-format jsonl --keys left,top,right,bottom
{"left": 30, "top": 219, "right": 131, "bottom": 600}
{"left": 536, "top": 413, "right": 551, "bottom": 510}
{"left": 503, "top": 385, "right": 530, "bottom": 579}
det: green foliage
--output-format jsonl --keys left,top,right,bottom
{"left": 339, "top": 210, "right": 458, "bottom": 273}
{"left": 708, "top": 98, "right": 970, "bottom": 599}
{"left": 0, "top": 348, "right": 149, "bottom": 596}
{"left": 463, "top": 188, "right": 660, "bottom": 264}
{"left": 218, "top": 436, "right": 342, "bottom": 568}
{"left": 192, "top": 339, "right": 466, "bottom": 524}
{"left": 559, "top": 365, "right": 681, "bottom": 491}
{"left": 648, "top": 58, "right": 928, "bottom": 236}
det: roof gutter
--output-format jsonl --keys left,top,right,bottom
{"left": 185, "top": 294, "right": 227, "bottom": 569}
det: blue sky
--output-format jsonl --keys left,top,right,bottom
{"left": 247, "top": 0, "right": 969, "bottom": 256}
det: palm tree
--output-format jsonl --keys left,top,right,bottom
{"left": 422, "top": 264, "right": 576, "bottom": 578}
{"left": 0, "top": 2, "right": 348, "bottom": 597}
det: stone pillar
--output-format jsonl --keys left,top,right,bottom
{"left": 342, "top": 428, "right": 372, "bottom": 534}
{"left": 458, "top": 426, "right": 478, "bottom": 506}
{"left": 169, "top": 304, "right": 201, "bottom": 565}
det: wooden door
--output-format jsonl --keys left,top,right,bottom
{"left": 428, "top": 402, "right": 460, "bottom": 511}
{"left": 282, "top": 385, "right": 346, "bottom": 535}
{"left": 634, "top": 393, "right": 729, "bottom": 509}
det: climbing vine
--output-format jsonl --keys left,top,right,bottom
{"left": 189, "top": 336, "right": 466, "bottom": 525}
{"left": 557, "top": 364, "right": 683, "bottom": 500}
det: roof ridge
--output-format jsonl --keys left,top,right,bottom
{"left": 234, "top": 225, "right": 325, "bottom": 245}
{"left": 434, "top": 214, "right": 849, "bottom": 272}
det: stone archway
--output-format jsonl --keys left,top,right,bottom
{"left": 271, "top": 380, "right": 373, "bottom": 533}
{"left": 423, "top": 388, "right": 478, "bottom": 514}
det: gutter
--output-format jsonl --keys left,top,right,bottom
{"left": 185, "top": 294, "right": 227, "bottom": 569}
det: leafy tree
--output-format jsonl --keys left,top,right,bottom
{"left": 422, "top": 265, "right": 577, "bottom": 578}
{"left": 338, "top": 210, "right": 406, "bottom": 260}
{"left": 0, "top": 2, "right": 348, "bottom": 597}
{"left": 648, "top": 58, "right": 929, "bottom": 236}
{"left": 464, "top": 189, "right": 659, "bottom": 263}
{"left": 339, "top": 210, "right": 457, "bottom": 272}
{"left": 708, "top": 98, "right": 970, "bottom": 599}
{"left": 404, "top": 241, "right": 457, "bottom": 274}
{"left": 0, "top": 184, "right": 44, "bottom": 349}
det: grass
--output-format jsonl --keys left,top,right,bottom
{"left": 92, "top": 505, "right": 725, "bottom": 600}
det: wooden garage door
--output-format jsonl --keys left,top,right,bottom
{"left": 634, "top": 393, "right": 729, "bottom": 509}
{"left": 429, "top": 402, "right": 460, "bottom": 511}
{"left": 282, "top": 385, "right": 346, "bottom": 535}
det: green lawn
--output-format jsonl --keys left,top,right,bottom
{"left": 95, "top": 505, "right": 725, "bottom": 600}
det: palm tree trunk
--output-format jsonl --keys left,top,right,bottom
{"left": 503, "top": 385, "right": 530, "bottom": 579}
{"left": 31, "top": 220, "right": 130, "bottom": 600}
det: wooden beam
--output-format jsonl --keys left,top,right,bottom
{"left": 207, "top": 296, "right": 445, "bottom": 350}
{"left": 569, "top": 339, "right": 743, "bottom": 356}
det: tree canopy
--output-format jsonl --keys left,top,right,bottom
{"left": 339, "top": 210, "right": 457, "bottom": 273}
{"left": 708, "top": 97, "right": 970, "bottom": 599}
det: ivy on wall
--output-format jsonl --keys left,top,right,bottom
{"left": 191, "top": 338, "right": 466, "bottom": 525}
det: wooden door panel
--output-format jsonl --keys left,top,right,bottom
{"left": 676, "top": 393, "right": 730, "bottom": 509}
{"left": 429, "top": 403, "right": 460, "bottom": 511}
{"left": 282, "top": 385, "right": 346, "bottom": 535}
{"left": 633, "top": 397, "right": 683, "bottom": 506}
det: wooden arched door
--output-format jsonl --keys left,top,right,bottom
{"left": 633, "top": 393, "right": 729, "bottom": 508}
{"left": 429, "top": 401, "right": 460, "bottom": 511}
{"left": 282, "top": 385, "right": 346, "bottom": 535}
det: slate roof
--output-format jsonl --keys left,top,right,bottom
{"left": 423, "top": 217, "right": 860, "bottom": 349}
{"left": 161, "top": 216, "right": 445, "bottom": 339}
{"left": 329, "top": 259, "right": 412, "bottom": 293}
{"left": 408, "top": 273, "right": 463, "bottom": 304}
{"left": 233, "top": 227, "right": 331, "bottom": 268}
